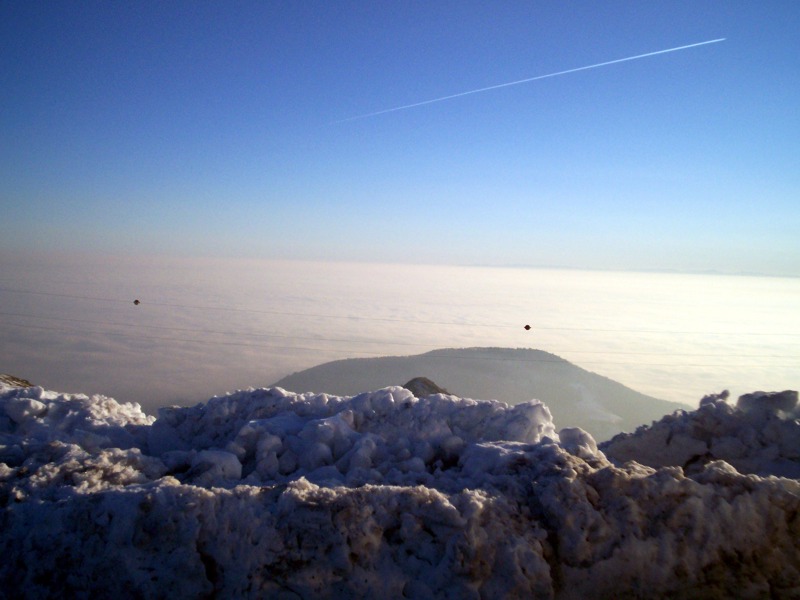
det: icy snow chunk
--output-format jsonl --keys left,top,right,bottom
{"left": 737, "top": 390, "right": 798, "bottom": 414}
{"left": 559, "top": 427, "right": 599, "bottom": 459}
{"left": 160, "top": 450, "right": 194, "bottom": 473}
{"left": 188, "top": 450, "right": 242, "bottom": 486}
{"left": 4, "top": 397, "right": 47, "bottom": 424}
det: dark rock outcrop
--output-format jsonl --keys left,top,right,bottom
{"left": 402, "top": 377, "right": 450, "bottom": 397}
{"left": 0, "top": 375, "right": 33, "bottom": 388}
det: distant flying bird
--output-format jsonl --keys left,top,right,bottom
{"left": 336, "top": 38, "right": 725, "bottom": 122}
{"left": 133, "top": 299, "right": 140, "bottom": 306}
{"left": 524, "top": 325, "right": 531, "bottom": 331}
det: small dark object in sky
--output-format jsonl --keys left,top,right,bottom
{"left": 133, "top": 299, "right": 140, "bottom": 305}
{"left": 524, "top": 324, "right": 531, "bottom": 331}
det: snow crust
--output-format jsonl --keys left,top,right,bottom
{"left": 1, "top": 382, "right": 799, "bottom": 598}
{"left": 602, "top": 389, "right": 800, "bottom": 478}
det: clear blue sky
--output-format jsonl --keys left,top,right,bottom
{"left": 2, "top": 1, "right": 798, "bottom": 274}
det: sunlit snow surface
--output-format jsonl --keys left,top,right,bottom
{"left": 1, "top": 383, "right": 799, "bottom": 598}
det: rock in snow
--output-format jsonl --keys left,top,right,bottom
{"left": 0, "top": 373, "right": 33, "bottom": 388}
{"left": 1, "top": 381, "right": 799, "bottom": 598}
{"left": 402, "top": 376, "right": 450, "bottom": 397}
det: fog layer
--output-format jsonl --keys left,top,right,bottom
{"left": 2, "top": 256, "right": 797, "bottom": 414}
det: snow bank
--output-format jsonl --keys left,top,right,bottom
{"left": 1, "top": 383, "right": 799, "bottom": 598}
{"left": 148, "top": 386, "right": 557, "bottom": 489}
{"left": 601, "top": 389, "right": 800, "bottom": 478}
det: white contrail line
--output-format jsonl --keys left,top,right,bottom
{"left": 336, "top": 38, "right": 726, "bottom": 123}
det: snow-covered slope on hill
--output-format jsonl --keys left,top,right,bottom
{"left": 1, "top": 381, "right": 798, "bottom": 598}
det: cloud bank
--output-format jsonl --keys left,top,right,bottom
{"left": 2, "top": 257, "right": 798, "bottom": 416}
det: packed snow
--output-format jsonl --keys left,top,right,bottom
{"left": 1, "top": 381, "right": 798, "bottom": 598}
{"left": 601, "top": 389, "right": 800, "bottom": 478}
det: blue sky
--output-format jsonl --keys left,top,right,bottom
{"left": 2, "top": 1, "right": 798, "bottom": 274}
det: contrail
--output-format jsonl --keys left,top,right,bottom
{"left": 336, "top": 38, "right": 725, "bottom": 123}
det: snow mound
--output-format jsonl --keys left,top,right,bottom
{"left": 1, "top": 383, "right": 799, "bottom": 598}
{"left": 147, "top": 386, "right": 557, "bottom": 488}
{"left": 601, "top": 390, "right": 800, "bottom": 478}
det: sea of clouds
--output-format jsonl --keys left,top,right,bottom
{"left": 1, "top": 378, "right": 798, "bottom": 598}
{"left": 2, "top": 256, "right": 798, "bottom": 415}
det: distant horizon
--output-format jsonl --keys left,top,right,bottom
{"left": 4, "top": 249, "right": 799, "bottom": 280}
